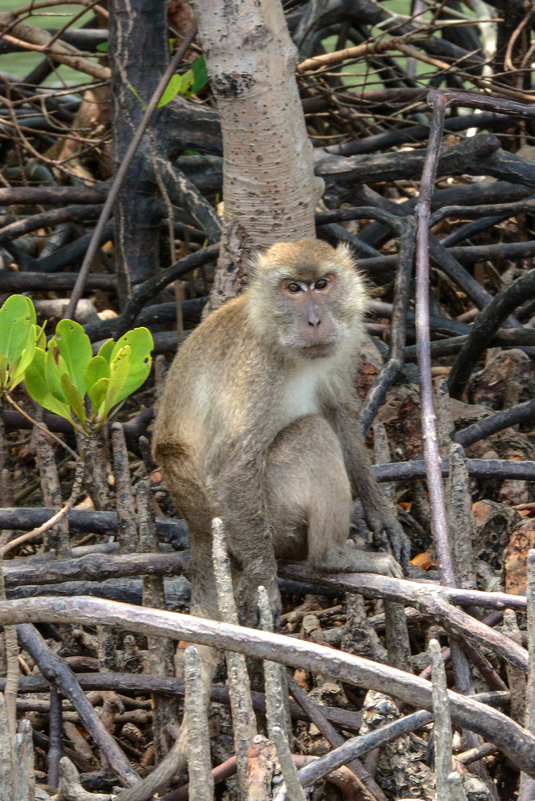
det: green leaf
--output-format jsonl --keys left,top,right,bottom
{"left": 34, "top": 324, "right": 46, "bottom": 351}
{"left": 85, "top": 355, "right": 110, "bottom": 413}
{"left": 22, "top": 296, "right": 36, "bottom": 322}
{"left": 190, "top": 56, "right": 208, "bottom": 94}
{"left": 96, "top": 41, "right": 108, "bottom": 52}
{"left": 45, "top": 342, "right": 68, "bottom": 404}
{"left": 61, "top": 372, "right": 87, "bottom": 427}
{"left": 8, "top": 323, "right": 37, "bottom": 389}
{"left": 23, "top": 319, "right": 153, "bottom": 428}
{"left": 0, "top": 295, "right": 36, "bottom": 364}
{"left": 103, "top": 345, "right": 131, "bottom": 417}
{"left": 90, "top": 377, "right": 110, "bottom": 421}
{"left": 110, "top": 326, "right": 153, "bottom": 363}
{"left": 25, "top": 346, "right": 45, "bottom": 384}
{"left": 85, "top": 355, "right": 110, "bottom": 393}
{"left": 0, "top": 355, "right": 8, "bottom": 390}
{"left": 97, "top": 339, "right": 114, "bottom": 363}
{"left": 157, "top": 74, "right": 183, "bottom": 108}
{"left": 110, "top": 327, "right": 153, "bottom": 404}
{"left": 178, "top": 68, "right": 194, "bottom": 98}
{"left": 25, "top": 349, "right": 72, "bottom": 421}
{"left": 54, "top": 319, "right": 92, "bottom": 396}
{"left": 157, "top": 58, "right": 208, "bottom": 107}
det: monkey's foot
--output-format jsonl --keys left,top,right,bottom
{"left": 345, "top": 543, "right": 403, "bottom": 578}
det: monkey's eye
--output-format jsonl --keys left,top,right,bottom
{"left": 314, "top": 278, "right": 328, "bottom": 290}
{"left": 287, "top": 282, "right": 302, "bottom": 293}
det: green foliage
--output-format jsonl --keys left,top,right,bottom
{"left": 189, "top": 57, "right": 208, "bottom": 94}
{"left": 157, "top": 74, "right": 184, "bottom": 108}
{"left": 24, "top": 318, "right": 154, "bottom": 434}
{"left": 157, "top": 57, "right": 209, "bottom": 107}
{"left": 0, "top": 295, "right": 44, "bottom": 396}
{"left": 128, "top": 57, "right": 209, "bottom": 110}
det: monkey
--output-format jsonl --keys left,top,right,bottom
{"left": 153, "top": 238, "right": 409, "bottom": 630}
{"left": 129, "top": 239, "right": 411, "bottom": 801}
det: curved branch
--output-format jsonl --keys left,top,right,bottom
{"left": 448, "top": 269, "right": 535, "bottom": 398}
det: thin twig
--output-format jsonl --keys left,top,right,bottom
{"left": 5, "top": 394, "right": 78, "bottom": 460}
{"left": 184, "top": 646, "right": 214, "bottom": 801}
{"left": 430, "top": 638, "right": 455, "bottom": 800}
{"left": 518, "top": 551, "right": 535, "bottom": 800}
{"left": 16, "top": 623, "right": 138, "bottom": 787}
{"left": 1, "top": 449, "right": 85, "bottom": 557}
{"left": 213, "top": 518, "right": 256, "bottom": 794}
{"left": 64, "top": 26, "right": 198, "bottom": 319}
{"left": 415, "top": 90, "right": 455, "bottom": 586}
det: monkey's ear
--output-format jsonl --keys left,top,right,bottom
{"left": 249, "top": 250, "right": 269, "bottom": 280}
{"left": 335, "top": 241, "right": 358, "bottom": 271}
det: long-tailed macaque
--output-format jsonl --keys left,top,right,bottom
{"left": 153, "top": 238, "right": 409, "bottom": 627}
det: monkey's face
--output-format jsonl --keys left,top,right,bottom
{"left": 279, "top": 274, "right": 340, "bottom": 358}
{"left": 248, "top": 239, "right": 369, "bottom": 360}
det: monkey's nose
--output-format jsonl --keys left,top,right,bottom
{"left": 308, "top": 311, "right": 321, "bottom": 327}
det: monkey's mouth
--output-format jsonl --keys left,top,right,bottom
{"left": 301, "top": 343, "right": 336, "bottom": 358}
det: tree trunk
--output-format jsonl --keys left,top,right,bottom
{"left": 109, "top": 0, "right": 168, "bottom": 305}
{"left": 191, "top": 0, "right": 323, "bottom": 310}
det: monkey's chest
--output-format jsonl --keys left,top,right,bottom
{"left": 278, "top": 365, "right": 327, "bottom": 428}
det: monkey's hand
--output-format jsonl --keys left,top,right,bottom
{"left": 367, "top": 510, "right": 411, "bottom": 571}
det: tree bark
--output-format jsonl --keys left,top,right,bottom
{"left": 191, "top": 0, "right": 323, "bottom": 310}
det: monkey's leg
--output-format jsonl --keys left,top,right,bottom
{"left": 267, "top": 415, "right": 402, "bottom": 578}
{"left": 188, "top": 529, "right": 223, "bottom": 679}
{"left": 210, "top": 464, "right": 282, "bottom": 625}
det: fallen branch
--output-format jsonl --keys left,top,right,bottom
{"left": 1, "top": 595, "right": 534, "bottom": 778}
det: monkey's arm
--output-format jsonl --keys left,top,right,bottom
{"left": 334, "top": 408, "right": 411, "bottom": 568}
